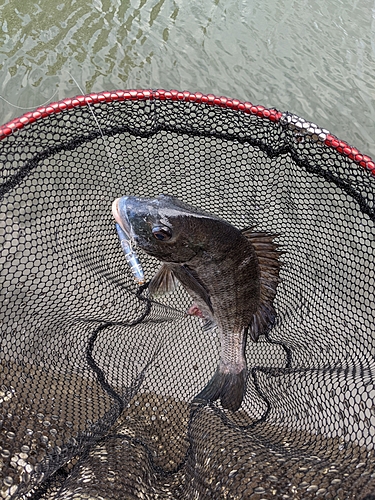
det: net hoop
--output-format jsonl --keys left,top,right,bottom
{"left": 1, "top": 88, "right": 374, "bottom": 175}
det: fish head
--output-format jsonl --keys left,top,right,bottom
{"left": 112, "top": 194, "right": 224, "bottom": 263}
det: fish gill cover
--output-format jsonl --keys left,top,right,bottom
{"left": 0, "top": 90, "right": 374, "bottom": 499}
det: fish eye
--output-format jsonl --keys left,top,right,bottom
{"left": 152, "top": 226, "right": 172, "bottom": 241}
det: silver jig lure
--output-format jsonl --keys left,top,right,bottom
{"left": 115, "top": 223, "right": 145, "bottom": 285}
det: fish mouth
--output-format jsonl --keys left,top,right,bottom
{"left": 112, "top": 197, "right": 133, "bottom": 239}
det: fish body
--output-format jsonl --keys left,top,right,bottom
{"left": 112, "top": 195, "right": 281, "bottom": 411}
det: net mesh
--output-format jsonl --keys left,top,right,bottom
{"left": 0, "top": 90, "right": 374, "bottom": 500}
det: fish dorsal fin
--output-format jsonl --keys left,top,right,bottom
{"left": 242, "top": 228, "right": 282, "bottom": 341}
{"left": 148, "top": 264, "right": 178, "bottom": 296}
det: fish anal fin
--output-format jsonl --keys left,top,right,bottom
{"left": 148, "top": 264, "right": 178, "bottom": 297}
{"left": 242, "top": 228, "right": 282, "bottom": 340}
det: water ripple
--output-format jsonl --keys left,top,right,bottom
{"left": 0, "top": 0, "right": 374, "bottom": 157}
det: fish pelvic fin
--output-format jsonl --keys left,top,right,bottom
{"left": 148, "top": 264, "right": 178, "bottom": 296}
{"left": 193, "top": 366, "right": 247, "bottom": 412}
{"left": 242, "top": 229, "right": 282, "bottom": 341}
{"left": 172, "top": 264, "right": 214, "bottom": 315}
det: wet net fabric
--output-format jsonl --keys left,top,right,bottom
{"left": 0, "top": 94, "right": 375, "bottom": 499}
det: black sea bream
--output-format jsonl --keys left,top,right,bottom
{"left": 112, "top": 195, "right": 281, "bottom": 411}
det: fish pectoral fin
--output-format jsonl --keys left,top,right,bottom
{"left": 148, "top": 264, "right": 178, "bottom": 296}
{"left": 175, "top": 265, "right": 214, "bottom": 314}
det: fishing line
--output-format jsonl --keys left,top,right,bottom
{"left": 67, "top": 73, "right": 146, "bottom": 282}
{"left": 67, "top": 72, "right": 110, "bottom": 155}
{"left": 67, "top": 74, "right": 129, "bottom": 197}
{"left": 0, "top": 88, "right": 59, "bottom": 110}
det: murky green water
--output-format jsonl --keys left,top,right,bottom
{"left": 1, "top": 0, "right": 374, "bottom": 157}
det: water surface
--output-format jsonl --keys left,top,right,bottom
{"left": 0, "top": 0, "right": 374, "bottom": 157}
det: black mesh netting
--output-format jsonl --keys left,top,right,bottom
{"left": 0, "top": 91, "right": 375, "bottom": 500}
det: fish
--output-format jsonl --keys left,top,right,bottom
{"left": 112, "top": 194, "right": 281, "bottom": 411}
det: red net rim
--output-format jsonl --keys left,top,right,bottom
{"left": 1, "top": 88, "right": 374, "bottom": 175}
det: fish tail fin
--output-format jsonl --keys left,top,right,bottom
{"left": 193, "top": 366, "right": 247, "bottom": 412}
{"left": 242, "top": 229, "right": 282, "bottom": 341}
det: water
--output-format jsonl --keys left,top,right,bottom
{"left": 0, "top": 0, "right": 375, "bottom": 159}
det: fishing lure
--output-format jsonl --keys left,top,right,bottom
{"left": 115, "top": 223, "right": 145, "bottom": 285}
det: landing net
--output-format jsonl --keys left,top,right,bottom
{"left": 0, "top": 90, "right": 374, "bottom": 499}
